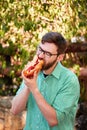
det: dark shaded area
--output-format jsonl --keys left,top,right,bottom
{"left": 76, "top": 102, "right": 87, "bottom": 130}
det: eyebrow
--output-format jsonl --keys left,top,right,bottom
{"left": 39, "top": 46, "right": 53, "bottom": 54}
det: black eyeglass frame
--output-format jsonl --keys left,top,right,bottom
{"left": 37, "top": 46, "right": 58, "bottom": 57}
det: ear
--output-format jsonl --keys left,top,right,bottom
{"left": 57, "top": 54, "right": 65, "bottom": 62}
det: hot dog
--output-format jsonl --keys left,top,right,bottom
{"left": 23, "top": 55, "right": 44, "bottom": 78}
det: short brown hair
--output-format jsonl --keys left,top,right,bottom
{"left": 41, "top": 32, "right": 67, "bottom": 54}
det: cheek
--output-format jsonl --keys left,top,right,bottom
{"left": 43, "top": 60, "right": 47, "bottom": 66}
{"left": 43, "top": 58, "right": 49, "bottom": 65}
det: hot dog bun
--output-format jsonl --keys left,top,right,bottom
{"left": 23, "top": 55, "right": 44, "bottom": 78}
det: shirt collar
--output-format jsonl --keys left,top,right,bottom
{"left": 51, "top": 62, "right": 62, "bottom": 79}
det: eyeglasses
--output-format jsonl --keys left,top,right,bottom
{"left": 37, "top": 46, "right": 58, "bottom": 57}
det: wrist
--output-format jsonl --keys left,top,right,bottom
{"left": 31, "top": 87, "right": 39, "bottom": 95}
{"left": 24, "top": 84, "right": 30, "bottom": 93}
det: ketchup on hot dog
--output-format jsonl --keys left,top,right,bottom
{"left": 23, "top": 56, "right": 44, "bottom": 78}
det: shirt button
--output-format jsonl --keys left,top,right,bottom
{"left": 38, "top": 115, "right": 39, "bottom": 118}
{"left": 36, "top": 126, "right": 39, "bottom": 129}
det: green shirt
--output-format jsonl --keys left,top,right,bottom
{"left": 17, "top": 62, "right": 80, "bottom": 130}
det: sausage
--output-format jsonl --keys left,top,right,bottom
{"left": 23, "top": 56, "right": 44, "bottom": 78}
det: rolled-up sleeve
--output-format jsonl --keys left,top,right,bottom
{"left": 52, "top": 75, "right": 80, "bottom": 124}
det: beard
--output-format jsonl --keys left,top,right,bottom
{"left": 42, "top": 57, "right": 57, "bottom": 71}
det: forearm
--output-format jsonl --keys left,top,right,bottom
{"left": 10, "top": 85, "right": 30, "bottom": 115}
{"left": 31, "top": 88, "right": 58, "bottom": 127}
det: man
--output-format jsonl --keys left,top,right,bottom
{"left": 10, "top": 32, "right": 80, "bottom": 130}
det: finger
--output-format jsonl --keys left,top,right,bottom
{"left": 34, "top": 70, "right": 39, "bottom": 78}
{"left": 22, "top": 71, "right": 28, "bottom": 80}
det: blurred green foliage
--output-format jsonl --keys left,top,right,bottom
{"left": 0, "top": 0, "right": 87, "bottom": 100}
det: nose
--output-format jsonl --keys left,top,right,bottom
{"left": 38, "top": 52, "right": 45, "bottom": 59}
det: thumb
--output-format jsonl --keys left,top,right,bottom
{"left": 34, "top": 70, "right": 39, "bottom": 78}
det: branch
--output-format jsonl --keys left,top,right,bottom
{"left": 65, "top": 43, "right": 87, "bottom": 53}
{"left": 0, "top": 44, "right": 17, "bottom": 56}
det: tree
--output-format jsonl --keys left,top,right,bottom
{"left": 0, "top": 0, "right": 87, "bottom": 96}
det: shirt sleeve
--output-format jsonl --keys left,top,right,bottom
{"left": 52, "top": 74, "right": 80, "bottom": 124}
